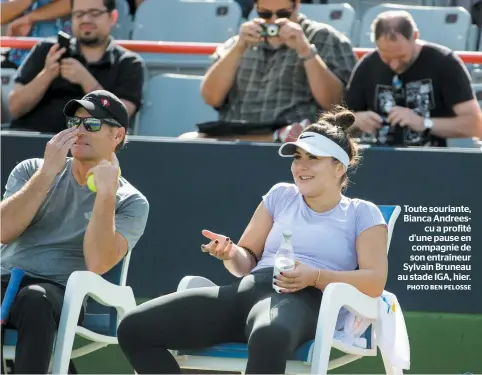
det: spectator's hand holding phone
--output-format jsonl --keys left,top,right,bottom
{"left": 57, "top": 31, "right": 71, "bottom": 59}
{"left": 354, "top": 111, "right": 383, "bottom": 134}
{"left": 60, "top": 58, "right": 96, "bottom": 91}
{"left": 387, "top": 106, "right": 424, "bottom": 132}
{"left": 42, "top": 44, "right": 66, "bottom": 80}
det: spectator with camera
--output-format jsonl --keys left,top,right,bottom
{"left": 180, "top": 0, "right": 357, "bottom": 142}
{"left": 344, "top": 10, "right": 482, "bottom": 147}
{"left": 8, "top": 0, "right": 144, "bottom": 134}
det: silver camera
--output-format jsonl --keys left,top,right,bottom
{"left": 261, "top": 24, "right": 280, "bottom": 37}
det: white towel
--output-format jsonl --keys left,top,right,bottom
{"left": 333, "top": 291, "right": 411, "bottom": 370}
{"left": 377, "top": 291, "right": 411, "bottom": 370}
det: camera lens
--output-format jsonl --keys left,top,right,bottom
{"left": 267, "top": 25, "right": 278, "bottom": 36}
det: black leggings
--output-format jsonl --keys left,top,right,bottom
{"left": 117, "top": 267, "right": 323, "bottom": 374}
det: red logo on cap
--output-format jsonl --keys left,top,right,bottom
{"left": 101, "top": 98, "right": 110, "bottom": 107}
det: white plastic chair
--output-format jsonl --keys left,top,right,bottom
{"left": 2, "top": 252, "right": 137, "bottom": 374}
{"left": 173, "top": 205, "right": 404, "bottom": 375}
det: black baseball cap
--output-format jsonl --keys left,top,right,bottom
{"left": 63, "top": 90, "right": 129, "bottom": 128}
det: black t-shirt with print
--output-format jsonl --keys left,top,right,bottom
{"left": 344, "top": 42, "right": 474, "bottom": 147}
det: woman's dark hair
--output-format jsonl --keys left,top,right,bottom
{"left": 301, "top": 105, "right": 360, "bottom": 191}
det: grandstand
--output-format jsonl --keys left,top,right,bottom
{"left": 2, "top": 0, "right": 482, "bottom": 143}
{"left": 1, "top": 1, "right": 482, "bottom": 374}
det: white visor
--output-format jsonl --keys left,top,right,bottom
{"left": 278, "top": 131, "right": 350, "bottom": 169}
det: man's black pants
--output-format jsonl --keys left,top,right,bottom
{"left": 1, "top": 274, "right": 84, "bottom": 374}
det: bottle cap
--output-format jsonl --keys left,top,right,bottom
{"left": 282, "top": 230, "right": 292, "bottom": 237}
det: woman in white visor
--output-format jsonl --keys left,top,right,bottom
{"left": 118, "top": 107, "right": 389, "bottom": 374}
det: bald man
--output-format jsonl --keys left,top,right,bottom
{"left": 344, "top": 10, "right": 482, "bottom": 147}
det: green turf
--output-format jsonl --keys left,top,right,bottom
{"left": 73, "top": 310, "right": 482, "bottom": 374}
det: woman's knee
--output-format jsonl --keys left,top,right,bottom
{"left": 117, "top": 310, "right": 148, "bottom": 350}
{"left": 248, "top": 323, "right": 294, "bottom": 356}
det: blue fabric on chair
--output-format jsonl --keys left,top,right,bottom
{"left": 81, "top": 313, "right": 112, "bottom": 336}
{"left": 179, "top": 326, "right": 372, "bottom": 362}
{"left": 179, "top": 342, "right": 311, "bottom": 361}
{"left": 180, "top": 341, "right": 313, "bottom": 361}
{"left": 379, "top": 205, "right": 397, "bottom": 225}
{"left": 4, "top": 329, "right": 18, "bottom": 346}
{"left": 82, "top": 260, "right": 124, "bottom": 337}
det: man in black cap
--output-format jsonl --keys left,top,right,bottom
{"left": 0, "top": 90, "right": 149, "bottom": 374}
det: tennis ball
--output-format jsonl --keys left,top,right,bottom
{"left": 87, "top": 167, "right": 121, "bottom": 193}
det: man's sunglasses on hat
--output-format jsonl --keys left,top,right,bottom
{"left": 66, "top": 116, "right": 122, "bottom": 132}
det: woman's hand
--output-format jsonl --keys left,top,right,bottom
{"left": 201, "top": 229, "right": 237, "bottom": 261}
{"left": 274, "top": 261, "right": 319, "bottom": 293}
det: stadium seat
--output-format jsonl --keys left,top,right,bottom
{"left": 2, "top": 255, "right": 137, "bottom": 374}
{"left": 358, "top": 3, "right": 472, "bottom": 50}
{"left": 112, "top": 0, "right": 133, "bottom": 40}
{"left": 472, "top": 83, "right": 482, "bottom": 107}
{"left": 173, "top": 206, "right": 409, "bottom": 375}
{"left": 1, "top": 68, "right": 17, "bottom": 127}
{"left": 248, "top": 3, "right": 357, "bottom": 39}
{"left": 445, "top": 84, "right": 482, "bottom": 148}
{"left": 137, "top": 74, "right": 218, "bottom": 137}
{"left": 328, "top": 0, "right": 425, "bottom": 21}
{"left": 131, "top": 0, "right": 242, "bottom": 75}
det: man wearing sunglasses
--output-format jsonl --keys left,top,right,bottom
{"left": 184, "top": 0, "right": 357, "bottom": 142}
{"left": 0, "top": 90, "right": 149, "bottom": 374}
{"left": 8, "top": 0, "right": 144, "bottom": 134}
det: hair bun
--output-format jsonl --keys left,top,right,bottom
{"left": 335, "top": 111, "right": 355, "bottom": 132}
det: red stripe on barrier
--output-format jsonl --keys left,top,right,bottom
{"left": 1, "top": 37, "right": 482, "bottom": 63}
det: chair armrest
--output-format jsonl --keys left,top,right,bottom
{"left": 177, "top": 276, "right": 217, "bottom": 292}
{"left": 51, "top": 271, "right": 136, "bottom": 374}
{"left": 66, "top": 271, "right": 136, "bottom": 311}
{"left": 310, "top": 282, "right": 378, "bottom": 373}
{"left": 58, "top": 270, "right": 137, "bottom": 332}
{"left": 322, "top": 282, "right": 379, "bottom": 320}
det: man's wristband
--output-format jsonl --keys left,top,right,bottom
{"left": 298, "top": 44, "right": 317, "bottom": 61}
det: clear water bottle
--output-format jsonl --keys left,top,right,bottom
{"left": 273, "top": 230, "right": 296, "bottom": 293}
